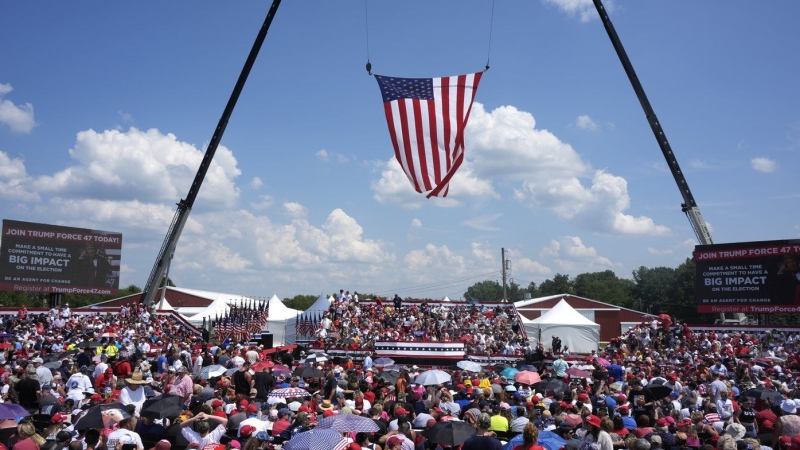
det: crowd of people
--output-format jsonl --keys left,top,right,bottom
{"left": 0, "top": 297, "right": 799, "bottom": 450}
{"left": 310, "top": 295, "right": 527, "bottom": 357}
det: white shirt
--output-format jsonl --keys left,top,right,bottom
{"left": 94, "top": 362, "right": 109, "bottom": 379}
{"left": 181, "top": 424, "right": 226, "bottom": 447}
{"left": 238, "top": 417, "right": 268, "bottom": 437}
{"left": 106, "top": 428, "right": 143, "bottom": 450}
{"left": 66, "top": 373, "right": 93, "bottom": 401}
{"left": 119, "top": 386, "right": 147, "bottom": 417}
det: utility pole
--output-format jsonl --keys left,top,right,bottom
{"left": 501, "top": 248, "right": 507, "bottom": 303}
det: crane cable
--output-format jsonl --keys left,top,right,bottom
{"left": 364, "top": 0, "right": 497, "bottom": 75}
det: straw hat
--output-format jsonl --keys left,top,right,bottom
{"left": 319, "top": 400, "right": 334, "bottom": 411}
{"left": 126, "top": 371, "right": 148, "bottom": 385}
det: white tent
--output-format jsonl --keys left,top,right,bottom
{"left": 285, "top": 293, "right": 332, "bottom": 344}
{"left": 264, "top": 294, "right": 301, "bottom": 346}
{"left": 522, "top": 299, "right": 600, "bottom": 354}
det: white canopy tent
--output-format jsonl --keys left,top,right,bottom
{"left": 285, "top": 293, "right": 332, "bottom": 344}
{"left": 265, "top": 294, "right": 301, "bottom": 346}
{"left": 521, "top": 299, "right": 600, "bottom": 354}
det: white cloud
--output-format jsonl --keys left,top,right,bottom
{"left": 647, "top": 247, "right": 673, "bottom": 256}
{"left": 540, "top": 236, "right": 615, "bottom": 273}
{"left": 283, "top": 202, "right": 307, "bottom": 219}
{"left": 370, "top": 158, "right": 496, "bottom": 208}
{"left": 751, "top": 157, "right": 777, "bottom": 173}
{"left": 462, "top": 213, "right": 502, "bottom": 231}
{"left": 575, "top": 115, "right": 598, "bottom": 131}
{"left": 249, "top": 177, "right": 264, "bottom": 189}
{"left": 542, "top": 0, "right": 610, "bottom": 23}
{"left": 403, "top": 244, "right": 469, "bottom": 284}
{"left": 0, "top": 150, "right": 39, "bottom": 201}
{"left": 0, "top": 83, "right": 35, "bottom": 133}
{"left": 250, "top": 194, "right": 274, "bottom": 211}
{"left": 316, "top": 149, "right": 329, "bottom": 162}
{"left": 410, "top": 218, "right": 422, "bottom": 228}
{"left": 34, "top": 128, "right": 240, "bottom": 209}
{"left": 470, "top": 242, "right": 495, "bottom": 262}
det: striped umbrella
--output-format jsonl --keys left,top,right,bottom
{"left": 269, "top": 387, "right": 311, "bottom": 398}
{"left": 282, "top": 428, "right": 349, "bottom": 450}
{"left": 318, "top": 413, "right": 380, "bottom": 432}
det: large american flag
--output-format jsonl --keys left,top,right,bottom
{"left": 375, "top": 72, "right": 483, "bottom": 198}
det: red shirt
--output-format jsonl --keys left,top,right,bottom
{"left": 272, "top": 418, "right": 291, "bottom": 437}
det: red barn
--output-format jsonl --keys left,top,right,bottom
{"left": 514, "top": 294, "right": 649, "bottom": 344}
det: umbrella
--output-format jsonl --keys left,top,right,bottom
{"left": 140, "top": 394, "right": 184, "bottom": 419}
{"left": 415, "top": 369, "right": 452, "bottom": 386}
{"left": 76, "top": 341, "right": 101, "bottom": 348}
{"left": 377, "top": 370, "right": 400, "bottom": 385}
{"left": 252, "top": 360, "right": 275, "bottom": 371}
{"left": 383, "top": 365, "right": 404, "bottom": 371}
{"left": 293, "top": 366, "right": 325, "bottom": 379}
{"left": 302, "top": 353, "right": 330, "bottom": 364}
{"left": 595, "top": 358, "right": 611, "bottom": 367}
{"left": 282, "top": 428, "right": 350, "bottom": 450}
{"left": 742, "top": 387, "right": 783, "bottom": 403}
{"left": 272, "top": 364, "right": 292, "bottom": 376}
{"left": 270, "top": 387, "right": 311, "bottom": 398}
{"left": 517, "top": 364, "right": 537, "bottom": 372}
{"left": 515, "top": 371, "right": 541, "bottom": 385}
{"left": 0, "top": 333, "right": 13, "bottom": 339}
{"left": 373, "top": 357, "right": 395, "bottom": 367}
{"left": 645, "top": 384, "right": 673, "bottom": 400}
{"left": 501, "top": 367, "right": 519, "bottom": 379}
{"left": 73, "top": 402, "right": 130, "bottom": 430}
{"left": 0, "top": 404, "right": 29, "bottom": 420}
{"left": 198, "top": 365, "right": 227, "bottom": 380}
{"left": 566, "top": 367, "right": 591, "bottom": 379}
{"left": 422, "top": 420, "right": 476, "bottom": 446}
{"left": 100, "top": 332, "right": 117, "bottom": 338}
{"left": 224, "top": 368, "right": 238, "bottom": 376}
{"left": 44, "top": 361, "right": 61, "bottom": 370}
{"left": 504, "top": 430, "right": 566, "bottom": 450}
{"left": 535, "top": 379, "right": 568, "bottom": 395}
{"left": 318, "top": 413, "right": 380, "bottom": 432}
{"left": 457, "top": 361, "right": 482, "bottom": 372}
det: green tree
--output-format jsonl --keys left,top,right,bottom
{"left": 526, "top": 282, "right": 542, "bottom": 298}
{"left": 464, "top": 280, "right": 504, "bottom": 302}
{"left": 573, "top": 270, "right": 634, "bottom": 307}
{"left": 283, "top": 295, "right": 318, "bottom": 311}
{"left": 538, "top": 274, "right": 574, "bottom": 296}
{"left": 632, "top": 266, "right": 676, "bottom": 314}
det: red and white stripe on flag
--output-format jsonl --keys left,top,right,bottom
{"left": 375, "top": 72, "right": 483, "bottom": 198}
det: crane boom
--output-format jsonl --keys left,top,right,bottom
{"left": 140, "top": 0, "right": 283, "bottom": 306}
{"left": 592, "top": 0, "right": 713, "bottom": 245}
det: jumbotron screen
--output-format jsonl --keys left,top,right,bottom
{"left": 0, "top": 219, "right": 122, "bottom": 295}
{"left": 695, "top": 239, "right": 800, "bottom": 314}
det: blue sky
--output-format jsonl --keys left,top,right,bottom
{"left": 1, "top": 0, "right": 798, "bottom": 300}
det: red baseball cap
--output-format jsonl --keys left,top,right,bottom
{"left": 240, "top": 425, "right": 255, "bottom": 437}
{"left": 246, "top": 404, "right": 258, "bottom": 414}
{"left": 212, "top": 399, "right": 224, "bottom": 408}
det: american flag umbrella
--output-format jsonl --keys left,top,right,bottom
{"left": 318, "top": 413, "right": 380, "bottom": 432}
{"left": 269, "top": 387, "right": 310, "bottom": 398}
{"left": 100, "top": 332, "right": 117, "bottom": 338}
{"left": 456, "top": 361, "right": 482, "bottom": 372}
{"left": 282, "top": 428, "right": 349, "bottom": 450}
{"left": 414, "top": 369, "right": 452, "bottom": 386}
